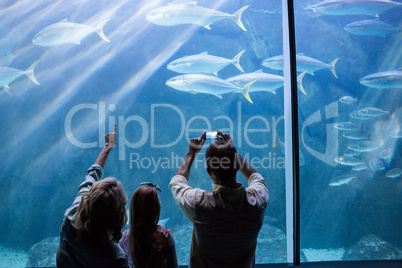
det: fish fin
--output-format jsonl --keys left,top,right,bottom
{"left": 232, "top": 50, "right": 245, "bottom": 72}
{"left": 374, "top": 13, "right": 379, "bottom": 18}
{"left": 271, "top": 90, "right": 276, "bottom": 95}
{"left": 214, "top": 94, "right": 222, "bottom": 99}
{"left": 212, "top": 72, "right": 218, "bottom": 76}
{"left": 95, "top": 18, "right": 111, "bottom": 42}
{"left": 254, "top": 69, "right": 263, "bottom": 73}
{"left": 61, "top": 19, "right": 68, "bottom": 22}
{"left": 200, "top": 51, "right": 208, "bottom": 54}
{"left": 189, "top": 91, "right": 197, "bottom": 95}
{"left": 3, "top": 86, "right": 11, "bottom": 95}
{"left": 297, "top": 71, "right": 307, "bottom": 95}
{"left": 242, "top": 80, "right": 255, "bottom": 104}
{"left": 203, "top": 24, "right": 211, "bottom": 30}
{"left": 26, "top": 60, "right": 40, "bottom": 85}
{"left": 233, "top": 5, "right": 249, "bottom": 31}
{"left": 330, "top": 58, "right": 339, "bottom": 78}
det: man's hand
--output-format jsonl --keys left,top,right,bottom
{"left": 189, "top": 131, "right": 206, "bottom": 155}
{"left": 105, "top": 123, "right": 117, "bottom": 148}
{"left": 216, "top": 129, "right": 233, "bottom": 145}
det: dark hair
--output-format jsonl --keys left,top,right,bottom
{"left": 205, "top": 140, "right": 239, "bottom": 180}
{"left": 129, "top": 185, "right": 161, "bottom": 268}
{"left": 76, "top": 177, "right": 127, "bottom": 249}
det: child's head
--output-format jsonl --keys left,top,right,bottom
{"left": 129, "top": 185, "right": 161, "bottom": 230}
{"left": 76, "top": 177, "right": 127, "bottom": 248}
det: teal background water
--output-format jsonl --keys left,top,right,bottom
{"left": 0, "top": 0, "right": 401, "bottom": 264}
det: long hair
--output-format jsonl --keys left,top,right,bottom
{"left": 76, "top": 177, "right": 127, "bottom": 249}
{"left": 129, "top": 185, "right": 161, "bottom": 268}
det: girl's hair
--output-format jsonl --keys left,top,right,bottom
{"left": 76, "top": 177, "right": 127, "bottom": 249}
{"left": 129, "top": 185, "right": 161, "bottom": 268}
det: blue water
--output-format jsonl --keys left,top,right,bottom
{"left": 0, "top": 0, "right": 401, "bottom": 265}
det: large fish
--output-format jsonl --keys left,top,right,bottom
{"left": 146, "top": 2, "right": 249, "bottom": 31}
{"left": 226, "top": 70, "right": 307, "bottom": 95}
{"left": 348, "top": 140, "right": 383, "bottom": 152}
{"left": 167, "top": 50, "right": 245, "bottom": 75}
{"left": 360, "top": 69, "right": 402, "bottom": 89}
{"left": 32, "top": 19, "right": 110, "bottom": 46}
{"left": 329, "top": 174, "right": 356, "bottom": 186}
{"left": 166, "top": 74, "right": 254, "bottom": 103}
{"left": 262, "top": 54, "right": 338, "bottom": 78}
{"left": 311, "top": 0, "right": 402, "bottom": 16}
{"left": 344, "top": 20, "right": 401, "bottom": 37}
{"left": 0, "top": 61, "right": 40, "bottom": 94}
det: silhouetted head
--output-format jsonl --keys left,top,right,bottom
{"left": 206, "top": 140, "right": 239, "bottom": 184}
{"left": 76, "top": 177, "right": 127, "bottom": 248}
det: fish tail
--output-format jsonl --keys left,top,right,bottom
{"left": 26, "top": 60, "right": 40, "bottom": 85}
{"left": 233, "top": 5, "right": 249, "bottom": 31}
{"left": 330, "top": 58, "right": 339, "bottom": 78}
{"left": 232, "top": 50, "right": 245, "bottom": 72}
{"left": 242, "top": 80, "right": 255, "bottom": 104}
{"left": 95, "top": 19, "right": 111, "bottom": 42}
{"left": 297, "top": 71, "right": 307, "bottom": 95}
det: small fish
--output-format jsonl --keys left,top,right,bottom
{"left": 389, "top": 129, "right": 402, "bottom": 138}
{"left": 342, "top": 132, "right": 367, "bottom": 140}
{"left": 329, "top": 174, "right": 356, "bottom": 186}
{"left": 335, "top": 155, "right": 365, "bottom": 166}
{"left": 32, "top": 19, "right": 110, "bottom": 46}
{"left": 349, "top": 111, "right": 373, "bottom": 120}
{"left": 262, "top": 54, "right": 339, "bottom": 78}
{"left": 334, "top": 122, "right": 360, "bottom": 131}
{"left": 0, "top": 61, "right": 40, "bottom": 94}
{"left": 386, "top": 168, "right": 402, "bottom": 178}
{"left": 146, "top": 3, "right": 249, "bottom": 31}
{"left": 167, "top": 50, "right": 245, "bottom": 75}
{"left": 360, "top": 69, "right": 402, "bottom": 89}
{"left": 352, "top": 163, "right": 368, "bottom": 171}
{"left": 348, "top": 140, "right": 383, "bottom": 152}
{"left": 368, "top": 158, "right": 385, "bottom": 171}
{"left": 311, "top": 0, "right": 402, "bottom": 16}
{"left": 339, "top": 96, "right": 358, "bottom": 105}
{"left": 227, "top": 70, "right": 307, "bottom": 95}
{"left": 344, "top": 20, "right": 400, "bottom": 37}
{"left": 357, "top": 107, "right": 389, "bottom": 117}
{"left": 379, "top": 148, "right": 393, "bottom": 160}
{"left": 166, "top": 73, "right": 254, "bottom": 103}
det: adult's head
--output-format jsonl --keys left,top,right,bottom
{"left": 129, "top": 185, "right": 161, "bottom": 267}
{"left": 206, "top": 140, "right": 239, "bottom": 185}
{"left": 76, "top": 177, "right": 128, "bottom": 249}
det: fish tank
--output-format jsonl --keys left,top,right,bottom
{"left": 0, "top": 0, "right": 401, "bottom": 267}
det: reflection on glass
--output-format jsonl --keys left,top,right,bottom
{"left": 0, "top": 0, "right": 290, "bottom": 266}
{"left": 293, "top": 0, "right": 402, "bottom": 263}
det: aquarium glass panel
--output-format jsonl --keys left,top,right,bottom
{"left": 0, "top": 0, "right": 290, "bottom": 266}
{"left": 294, "top": 0, "right": 402, "bottom": 262}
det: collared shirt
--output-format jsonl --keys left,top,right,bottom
{"left": 56, "top": 164, "right": 131, "bottom": 268}
{"left": 169, "top": 173, "right": 269, "bottom": 268}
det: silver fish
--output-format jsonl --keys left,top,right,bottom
{"left": 226, "top": 70, "right": 307, "bottom": 95}
{"left": 349, "top": 111, "right": 373, "bottom": 120}
{"left": 0, "top": 61, "right": 40, "bottom": 94}
{"left": 166, "top": 73, "right": 254, "bottom": 103}
{"left": 329, "top": 174, "right": 356, "bottom": 186}
{"left": 357, "top": 107, "right": 389, "bottom": 117}
{"left": 167, "top": 50, "right": 245, "bottom": 75}
{"left": 386, "top": 168, "right": 402, "bottom": 178}
{"left": 146, "top": 3, "right": 249, "bottom": 31}
{"left": 379, "top": 148, "right": 393, "bottom": 160}
{"left": 334, "top": 122, "right": 360, "bottom": 131}
{"left": 262, "top": 54, "right": 339, "bottom": 78}
{"left": 344, "top": 20, "right": 400, "bottom": 37}
{"left": 335, "top": 155, "right": 365, "bottom": 166}
{"left": 342, "top": 132, "right": 368, "bottom": 140}
{"left": 352, "top": 163, "right": 368, "bottom": 171}
{"left": 339, "top": 96, "right": 358, "bottom": 105}
{"left": 348, "top": 140, "right": 383, "bottom": 152}
{"left": 360, "top": 69, "right": 402, "bottom": 89}
{"left": 33, "top": 19, "right": 110, "bottom": 46}
{"left": 311, "top": 0, "right": 402, "bottom": 16}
